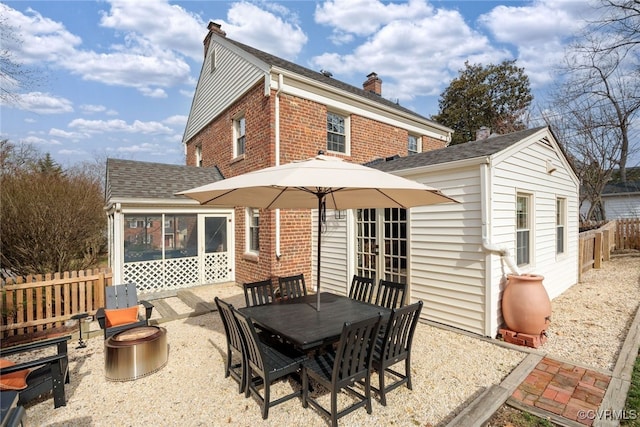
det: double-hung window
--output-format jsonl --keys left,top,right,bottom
{"left": 327, "top": 112, "right": 347, "bottom": 153}
{"left": 247, "top": 208, "right": 259, "bottom": 253}
{"left": 556, "top": 198, "right": 566, "bottom": 255}
{"left": 234, "top": 115, "right": 246, "bottom": 157}
{"left": 195, "top": 145, "right": 203, "bottom": 167}
{"left": 408, "top": 135, "right": 420, "bottom": 155}
{"left": 516, "top": 193, "right": 531, "bottom": 266}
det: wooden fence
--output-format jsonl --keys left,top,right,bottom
{"left": 578, "top": 221, "right": 617, "bottom": 281}
{"left": 615, "top": 218, "right": 640, "bottom": 250}
{"left": 1, "top": 268, "right": 111, "bottom": 339}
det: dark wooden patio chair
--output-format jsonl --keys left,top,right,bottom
{"left": 232, "top": 308, "right": 307, "bottom": 420}
{"left": 243, "top": 279, "right": 275, "bottom": 307}
{"left": 214, "top": 297, "right": 246, "bottom": 394}
{"left": 0, "top": 335, "right": 71, "bottom": 409}
{"left": 374, "top": 279, "right": 406, "bottom": 309}
{"left": 96, "top": 283, "right": 154, "bottom": 339}
{"left": 302, "top": 314, "right": 383, "bottom": 427}
{"left": 348, "top": 275, "right": 375, "bottom": 303}
{"left": 371, "top": 301, "right": 423, "bottom": 405}
{"left": 277, "top": 274, "right": 307, "bottom": 300}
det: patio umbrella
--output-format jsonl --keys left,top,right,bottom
{"left": 177, "top": 154, "right": 457, "bottom": 310}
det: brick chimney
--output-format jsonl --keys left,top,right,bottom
{"left": 475, "top": 126, "right": 491, "bottom": 141}
{"left": 363, "top": 72, "right": 382, "bottom": 95}
{"left": 204, "top": 21, "right": 226, "bottom": 58}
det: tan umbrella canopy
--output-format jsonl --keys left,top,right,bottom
{"left": 178, "top": 154, "right": 457, "bottom": 309}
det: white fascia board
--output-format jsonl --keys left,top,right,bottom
{"left": 384, "top": 156, "right": 489, "bottom": 178}
{"left": 269, "top": 67, "right": 452, "bottom": 142}
{"left": 107, "top": 197, "right": 203, "bottom": 207}
{"left": 121, "top": 206, "right": 235, "bottom": 215}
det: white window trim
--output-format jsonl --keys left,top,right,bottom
{"left": 516, "top": 192, "right": 533, "bottom": 267}
{"left": 245, "top": 207, "right": 259, "bottom": 254}
{"left": 408, "top": 134, "right": 421, "bottom": 155}
{"left": 209, "top": 47, "right": 216, "bottom": 73}
{"left": 195, "top": 145, "right": 203, "bottom": 167}
{"left": 233, "top": 114, "right": 246, "bottom": 158}
{"left": 326, "top": 110, "right": 350, "bottom": 155}
{"left": 556, "top": 197, "right": 567, "bottom": 256}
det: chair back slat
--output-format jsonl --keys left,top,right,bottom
{"left": 106, "top": 283, "right": 138, "bottom": 309}
{"left": 380, "top": 301, "right": 423, "bottom": 361}
{"left": 278, "top": 274, "right": 307, "bottom": 300}
{"left": 214, "top": 297, "right": 243, "bottom": 355}
{"left": 233, "top": 309, "right": 265, "bottom": 373}
{"left": 348, "top": 275, "right": 375, "bottom": 303}
{"left": 244, "top": 280, "right": 275, "bottom": 307}
{"left": 375, "top": 280, "right": 406, "bottom": 309}
{"left": 332, "top": 314, "right": 381, "bottom": 386}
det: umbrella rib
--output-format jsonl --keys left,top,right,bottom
{"left": 265, "top": 186, "right": 290, "bottom": 210}
{"left": 200, "top": 188, "right": 239, "bottom": 205}
{"left": 373, "top": 188, "right": 409, "bottom": 209}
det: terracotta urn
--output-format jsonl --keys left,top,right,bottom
{"left": 501, "top": 274, "right": 551, "bottom": 335}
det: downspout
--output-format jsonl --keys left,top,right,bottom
{"left": 275, "top": 74, "right": 283, "bottom": 259}
{"left": 480, "top": 162, "right": 520, "bottom": 275}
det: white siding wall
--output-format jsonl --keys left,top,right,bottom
{"left": 183, "top": 41, "right": 267, "bottom": 142}
{"left": 603, "top": 196, "right": 640, "bottom": 219}
{"left": 405, "top": 166, "right": 488, "bottom": 336}
{"left": 490, "top": 140, "right": 579, "bottom": 335}
{"left": 313, "top": 209, "right": 351, "bottom": 295}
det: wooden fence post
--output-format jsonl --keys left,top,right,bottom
{"left": 594, "top": 232, "right": 602, "bottom": 269}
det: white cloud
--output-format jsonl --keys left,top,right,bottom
{"left": 310, "top": 6, "right": 509, "bottom": 102}
{"left": 49, "top": 128, "right": 89, "bottom": 140}
{"left": 21, "top": 135, "right": 61, "bottom": 146}
{"left": 1, "top": 4, "right": 82, "bottom": 65}
{"left": 164, "top": 115, "right": 188, "bottom": 126}
{"left": 221, "top": 2, "right": 308, "bottom": 60}
{"left": 68, "top": 118, "right": 175, "bottom": 135}
{"left": 315, "top": 0, "right": 433, "bottom": 37}
{"left": 15, "top": 92, "right": 74, "bottom": 114}
{"left": 80, "top": 104, "right": 107, "bottom": 114}
{"left": 478, "top": 0, "right": 597, "bottom": 88}
{"left": 99, "top": 0, "right": 206, "bottom": 61}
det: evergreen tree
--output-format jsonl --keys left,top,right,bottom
{"left": 433, "top": 60, "right": 533, "bottom": 145}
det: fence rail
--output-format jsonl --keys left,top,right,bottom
{"left": 1, "top": 268, "right": 111, "bottom": 339}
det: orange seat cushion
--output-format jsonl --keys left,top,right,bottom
{"left": 104, "top": 306, "right": 139, "bottom": 328}
{"left": 0, "top": 359, "right": 30, "bottom": 390}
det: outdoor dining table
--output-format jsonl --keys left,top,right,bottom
{"left": 239, "top": 292, "right": 391, "bottom": 351}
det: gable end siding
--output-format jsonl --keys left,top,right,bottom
{"left": 184, "top": 41, "right": 267, "bottom": 143}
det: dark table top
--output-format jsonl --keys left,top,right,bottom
{"left": 239, "top": 292, "right": 390, "bottom": 350}
{"left": 0, "top": 390, "right": 19, "bottom": 427}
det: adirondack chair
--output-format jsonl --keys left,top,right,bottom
{"left": 96, "top": 283, "right": 154, "bottom": 339}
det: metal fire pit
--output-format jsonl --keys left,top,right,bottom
{"left": 105, "top": 326, "right": 168, "bottom": 381}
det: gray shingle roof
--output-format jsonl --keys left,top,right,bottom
{"left": 368, "top": 126, "right": 547, "bottom": 172}
{"left": 603, "top": 180, "right": 640, "bottom": 195}
{"left": 105, "top": 158, "right": 224, "bottom": 201}
{"left": 225, "top": 38, "right": 448, "bottom": 130}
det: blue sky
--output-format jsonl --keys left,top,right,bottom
{"left": 1, "top": 0, "right": 596, "bottom": 167}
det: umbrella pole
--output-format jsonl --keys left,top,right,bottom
{"left": 316, "top": 194, "right": 323, "bottom": 311}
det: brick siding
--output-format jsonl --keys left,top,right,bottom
{"left": 185, "top": 83, "right": 445, "bottom": 286}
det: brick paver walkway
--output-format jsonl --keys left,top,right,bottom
{"left": 511, "top": 357, "right": 611, "bottom": 426}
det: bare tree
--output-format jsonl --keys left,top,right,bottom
{"left": 0, "top": 147, "right": 106, "bottom": 275}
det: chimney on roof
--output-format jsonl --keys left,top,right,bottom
{"left": 204, "top": 21, "right": 226, "bottom": 58}
{"left": 363, "top": 72, "right": 382, "bottom": 95}
{"left": 475, "top": 126, "right": 491, "bottom": 141}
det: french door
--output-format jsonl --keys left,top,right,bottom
{"left": 355, "top": 208, "right": 408, "bottom": 284}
